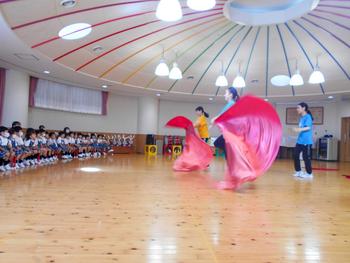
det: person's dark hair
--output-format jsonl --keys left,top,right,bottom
{"left": 58, "top": 131, "right": 65, "bottom": 137}
{"left": 195, "top": 106, "right": 209, "bottom": 118}
{"left": 39, "top": 125, "right": 45, "bottom": 130}
{"left": 14, "top": 126, "right": 22, "bottom": 133}
{"left": 298, "top": 102, "right": 314, "bottom": 120}
{"left": 26, "top": 128, "right": 36, "bottom": 140}
{"left": 49, "top": 132, "right": 55, "bottom": 137}
{"left": 227, "top": 87, "right": 240, "bottom": 101}
{"left": 8, "top": 128, "right": 15, "bottom": 135}
{"left": 63, "top": 127, "right": 70, "bottom": 134}
{"left": 12, "top": 121, "right": 21, "bottom": 128}
{"left": 0, "top": 126, "right": 8, "bottom": 133}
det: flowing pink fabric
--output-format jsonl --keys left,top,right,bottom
{"left": 214, "top": 95, "right": 282, "bottom": 189}
{"left": 28, "top": 76, "right": 38, "bottom": 107}
{"left": 0, "top": 68, "right": 6, "bottom": 124}
{"left": 166, "top": 116, "right": 213, "bottom": 172}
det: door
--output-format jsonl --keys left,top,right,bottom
{"left": 340, "top": 117, "right": 350, "bottom": 162}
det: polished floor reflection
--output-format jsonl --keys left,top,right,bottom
{"left": 0, "top": 155, "right": 349, "bottom": 263}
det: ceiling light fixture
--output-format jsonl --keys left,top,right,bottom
{"left": 215, "top": 61, "right": 228, "bottom": 87}
{"left": 101, "top": 85, "right": 108, "bottom": 89}
{"left": 156, "top": 0, "right": 182, "bottom": 22}
{"left": 290, "top": 60, "right": 304, "bottom": 86}
{"left": 328, "top": 95, "right": 334, "bottom": 99}
{"left": 43, "top": 70, "right": 50, "bottom": 74}
{"left": 309, "top": 56, "right": 325, "bottom": 84}
{"left": 271, "top": 75, "right": 290, "bottom": 87}
{"left": 60, "top": 0, "right": 76, "bottom": 8}
{"left": 169, "top": 52, "right": 182, "bottom": 80}
{"left": 155, "top": 46, "right": 169, "bottom": 76}
{"left": 187, "top": 0, "right": 216, "bottom": 11}
{"left": 232, "top": 63, "right": 246, "bottom": 88}
{"left": 169, "top": 63, "right": 182, "bottom": 80}
{"left": 58, "top": 23, "right": 92, "bottom": 40}
{"left": 92, "top": 45, "right": 104, "bottom": 53}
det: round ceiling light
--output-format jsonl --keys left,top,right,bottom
{"left": 58, "top": 23, "right": 92, "bottom": 40}
{"left": 271, "top": 75, "right": 291, "bottom": 87}
{"left": 187, "top": 0, "right": 216, "bottom": 11}
{"left": 60, "top": 0, "right": 76, "bottom": 8}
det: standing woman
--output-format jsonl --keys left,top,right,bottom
{"left": 211, "top": 87, "right": 240, "bottom": 157}
{"left": 293, "top": 102, "right": 314, "bottom": 178}
{"left": 194, "top": 106, "right": 210, "bottom": 143}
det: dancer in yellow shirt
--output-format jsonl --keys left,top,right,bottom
{"left": 194, "top": 106, "right": 210, "bottom": 142}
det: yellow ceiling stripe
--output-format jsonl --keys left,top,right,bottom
{"left": 144, "top": 22, "right": 232, "bottom": 88}
{"left": 99, "top": 17, "right": 226, "bottom": 78}
{"left": 122, "top": 19, "right": 229, "bottom": 84}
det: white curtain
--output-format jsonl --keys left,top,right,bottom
{"left": 35, "top": 79, "right": 102, "bottom": 115}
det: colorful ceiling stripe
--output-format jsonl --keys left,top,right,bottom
{"left": 99, "top": 16, "right": 223, "bottom": 78}
{"left": 285, "top": 22, "right": 325, "bottom": 94}
{"left": 121, "top": 19, "right": 228, "bottom": 83}
{"left": 167, "top": 25, "right": 240, "bottom": 92}
{"left": 144, "top": 22, "right": 232, "bottom": 89}
{"left": 0, "top": 0, "right": 349, "bottom": 97}
{"left": 75, "top": 11, "right": 223, "bottom": 71}
{"left": 276, "top": 25, "right": 295, "bottom": 96}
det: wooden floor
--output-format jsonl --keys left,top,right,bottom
{"left": 0, "top": 155, "right": 349, "bottom": 263}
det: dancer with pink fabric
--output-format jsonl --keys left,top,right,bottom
{"left": 165, "top": 87, "right": 282, "bottom": 190}
{"left": 212, "top": 87, "right": 282, "bottom": 190}
{"left": 166, "top": 116, "right": 213, "bottom": 172}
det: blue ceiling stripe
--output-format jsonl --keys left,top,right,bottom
{"left": 265, "top": 26, "right": 270, "bottom": 97}
{"left": 293, "top": 20, "right": 350, "bottom": 80}
{"left": 301, "top": 17, "right": 350, "bottom": 48}
{"left": 191, "top": 26, "right": 245, "bottom": 95}
{"left": 240, "top": 27, "right": 261, "bottom": 96}
{"left": 308, "top": 13, "right": 350, "bottom": 32}
{"left": 276, "top": 25, "right": 295, "bottom": 96}
{"left": 284, "top": 23, "right": 325, "bottom": 94}
{"left": 215, "top": 26, "right": 253, "bottom": 95}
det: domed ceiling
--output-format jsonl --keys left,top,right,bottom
{"left": 0, "top": 0, "right": 349, "bottom": 99}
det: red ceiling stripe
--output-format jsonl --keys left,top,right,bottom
{"left": 75, "top": 12, "right": 222, "bottom": 71}
{"left": 11, "top": 0, "right": 159, "bottom": 30}
{"left": 53, "top": 8, "right": 223, "bottom": 62}
{"left": 0, "top": 0, "right": 18, "bottom": 3}
{"left": 32, "top": 11, "right": 154, "bottom": 48}
{"left": 11, "top": 1, "right": 225, "bottom": 30}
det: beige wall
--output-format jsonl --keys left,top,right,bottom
{"left": 276, "top": 101, "right": 344, "bottom": 141}
{"left": 2, "top": 69, "right": 29, "bottom": 127}
{"left": 28, "top": 93, "right": 139, "bottom": 133}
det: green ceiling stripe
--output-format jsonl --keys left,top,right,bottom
{"left": 145, "top": 22, "right": 232, "bottom": 89}
{"left": 167, "top": 24, "right": 239, "bottom": 92}
{"left": 240, "top": 27, "right": 261, "bottom": 96}
{"left": 215, "top": 26, "right": 253, "bottom": 95}
{"left": 191, "top": 26, "right": 245, "bottom": 94}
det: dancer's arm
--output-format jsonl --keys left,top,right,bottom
{"left": 293, "top": 127, "right": 310, "bottom": 132}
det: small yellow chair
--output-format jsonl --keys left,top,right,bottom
{"left": 145, "top": 145, "right": 157, "bottom": 157}
{"left": 172, "top": 145, "right": 182, "bottom": 157}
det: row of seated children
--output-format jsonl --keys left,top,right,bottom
{"left": 0, "top": 124, "right": 113, "bottom": 172}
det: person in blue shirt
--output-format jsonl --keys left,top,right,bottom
{"left": 293, "top": 102, "right": 314, "bottom": 178}
{"left": 211, "top": 87, "right": 239, "bottom": 157}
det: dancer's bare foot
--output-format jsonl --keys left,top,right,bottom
{"left": 216, "top": 180, "right": 237, "bottom": 190}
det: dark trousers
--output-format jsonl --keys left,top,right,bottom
{"left": 214, "top": 135, "right": 226, "bottom": 158}
{"left": 293, "top": 143, "right": 312, "bottom": 174}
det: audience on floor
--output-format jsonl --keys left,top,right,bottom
{"left": 0, "top": 121, "right": 135, "bottom": 172}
